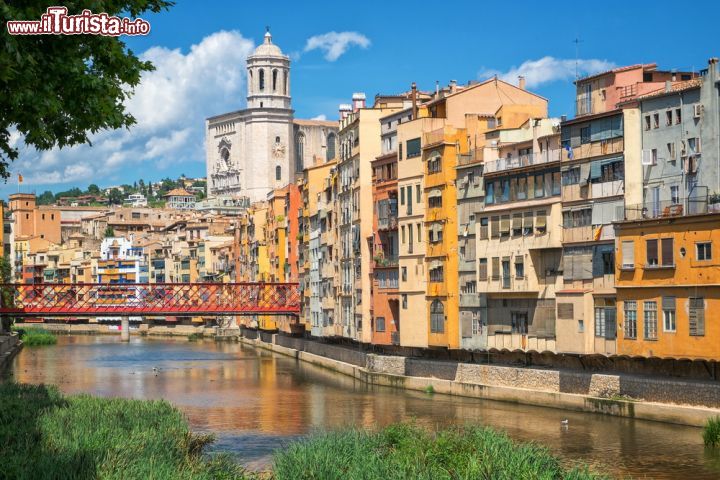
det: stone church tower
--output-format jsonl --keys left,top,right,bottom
{"left": 206, "top": 30, "right": 337, "bottom": 203}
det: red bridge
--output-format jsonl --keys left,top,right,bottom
{"left": 0, "top": 283, "right": 301, "bottom": 317}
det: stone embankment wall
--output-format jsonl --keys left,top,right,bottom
{"left": 366, "top": 354, "right": 720, "bottom": 409}
{"left": 241, "top": 334, "right": 720, "bottom": 426}
{"left": 0, "top": 333, "right": 21, "bottom": 369}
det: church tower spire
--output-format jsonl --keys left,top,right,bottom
{"left": 246, "top": 28, "right": 291, "bottom": 110}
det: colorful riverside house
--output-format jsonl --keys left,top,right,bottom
{"left": 556, "top": 63, "right": 696, "bottom": 355}
{"left": 317, "top": 164, "right": 339, "bottom": 337}
{"left": 615, "top": 211, "right": 720, "bottom": 360}
{"left": 337, "top": 93, "right": 405, "bottom": 344}
{"left": 302, "top": 158, "right": 336, "bottom": 337}
{"left": 266, "top": 186, "right": 289, "bottom": 283}
{"left": 476, "top": 117, "right": 563, "bottom": 352}
{"left": 424, "top": 126, "right": 467, "bottom": 349}
{"left": 370, "top": 114, "right": 400, "bottom": 346}
{"left": 613, "top": 57, "right": 720, "bottom": 361}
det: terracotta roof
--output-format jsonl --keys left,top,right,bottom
{"left": 163, "top": 188, "right": 195, "bottom": 197}
{"left": 634, "top": 78, "right": 703, "bottom": 101}
{"left": 575, "top": 63, "right": 655, "bottom": 83}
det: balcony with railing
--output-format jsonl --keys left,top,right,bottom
{"left": 373, "top": 255, "right": 399, "bottom": 269}
{"left": 620, "top": 192, "right": 720, "bottom": 221}
{"left": 457, "top": 148, "right": 483, "bottom": 167}
{"left": 484, "top": 149, "right": 561, "bottom": 175}
{"left": 591, "top": 179, "right": 624, "bottom": 198}
{"left": 562, "top": 136, "right": 624, "bottom": 162}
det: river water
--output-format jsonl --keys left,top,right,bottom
{"left": 6, "top": 335, "right": 720, "bottom": 479}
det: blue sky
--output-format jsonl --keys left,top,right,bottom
{"left": 5, "top": 0, "right": 720, "bottom": 198}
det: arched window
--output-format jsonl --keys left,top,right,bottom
{"left": 272, "top": 69, "right": 278, "bottom": 92}
{"left": 295, "top": 132, "right": 305, "bottom": 172}
{"left": 326, "top": 133, "right": 336, "bottom": 161}
{"left": 220, "top": 147, "right": 230, "bottom": 165}
{"left": 430, "top": 299, "right": 445, "bottom": 333}
{"left": 259, "top": 69, "right": 265, "bottom": 91}
{"left": 276, "top": 165, "right": 282, "bottom": 181}
{"left": 283, "top": 71, "right": 288, "bottom": 95}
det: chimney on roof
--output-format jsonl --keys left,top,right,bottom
{"left": 449, "top": 79, "right": 457, "bottom": 93}
{"left": 338, "top": 103, "right": 352, "bottom": 120}
{"left": 352, "top": 92, "right": 366, "bottom": 112}
{"left": 665, "top": 80, "right": 672, "bottom": 93}
{"left": 435, "top": 80, "right": 440, "bottom": 97}
{"left": 518, "top": 76, "right": 526, "bottom": 90}
{"left": 411, "top": 82, "right": 418, "bottom": 120}
{"left": 671, "top": 69, "right": 677, "bottom": 81}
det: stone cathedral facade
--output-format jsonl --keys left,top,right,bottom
{"left": 205, "top": 30, "right": 338, "bottom": 202}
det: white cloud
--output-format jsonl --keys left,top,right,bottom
{"left": 311, "top": 114, "right": 327, "bottom": 121}
{"left": 304, "top": 31, "right": 370, "bottom": 62}
{"left": 478, "top": 56, "right": 616, "bottom": 88}
{"left": 7, "top": 30, "right": 254, "bottom": 189}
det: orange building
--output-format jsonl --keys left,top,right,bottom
{"left": 615, "top": 211, "right": 720, "bottom": 360}
{"left": 370, "top": 148, "right": 400, "bottom": 345}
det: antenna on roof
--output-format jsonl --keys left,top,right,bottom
{"left": 573, "top": 37, "right": 583, "bottom": 80}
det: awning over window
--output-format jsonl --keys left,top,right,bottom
{"left": 428, "top": 189, "right": 442, "bottom": 199}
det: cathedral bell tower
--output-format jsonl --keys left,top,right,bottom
{"left": 246, "top": 28, "right": 291, "bottom": 110}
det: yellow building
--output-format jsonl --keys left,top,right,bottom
{"left": 424, "top": 127, "right": 466, "bottom": 348}
{"left": 615, "top": 212, "right": 720, "bottom": 360}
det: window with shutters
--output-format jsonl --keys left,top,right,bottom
{"left": 661, "top": 238, "right": 674, "bottom": 267}
{"left": 623, "top": 301, "right": 637, "bottom": 339}
{"left": 479, "top": 217, "right": 489, "bottom": 239}
{"left": 643, "top": 301, "right": 658, "bottom": 340}
{"left": 375, "top": 316, "right": 386, "bottom": 332}
{"left": 472, "top": 313, "right": 481, "bottom": 336}
{"left": 689, "top": 297, "right": 705, "bottom": 336}
{"left": 646, "top": 239, "right": 659, "bottom": 266}
{"left": 594, "top": 299, "right": 617, "bottom": 339}
{"left": 430, "top": 300, "right": 445, "bottom": 333}
{"left": 490, "top": 216, "right": 500, "bottom": 238}
{"left": 512, "top": 213, "right": 523, "bottom": 236}
{"left": 500, "top": 215, "right": 510, "bottom": 236}
{"left": 621, "top": 241, "right": 635, "bottom": 269}
{"left": 429, "top": 264, "right": 443, "bottom": 283}
{"left": 515, "top": 256, "right": 525, "bottom": 279}
{"left": 535, "top": 210, "right": 547, "bottom": 234}
{"left": 523, "top": 211, "right": 533, "bottom": 236}
{"left": 662, "top": 297, "right": 676, "bottom": 332}
{"left": 557, "top": 303, "right": 574, "bottom": 319}
{"left": 491, "top": 257, "right": 500, "bottom": 280}
{"left": 401, "top": 266, "right": 407, "bottom": 282}
{"left": 402, "top": 294, "right": 408, "bottom": 309}
{"left": 478, "top": 258, "right": 488, "bottom": 281}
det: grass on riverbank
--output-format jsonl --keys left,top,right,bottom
{"left": 0, "top": 382, "right": 249, "bottom": 479}
{"left": 13, "top": 327, "right": 58, "bottom": 346}
{"left": 272, "top": 422, "right": 608, "bottom": 480}
{"left": 1, "top": 382, "right": 608, "bottom": 479}
{"left": 704, "top": 415, "right": 720, "bottom": 447}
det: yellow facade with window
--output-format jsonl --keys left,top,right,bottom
{"left": 615, "top": 213, "right": 720, "bottom": 359}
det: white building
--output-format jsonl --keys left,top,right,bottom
{"left": 205, "top": 29, "right": 338, "bottom": 202}
{"left": 124, "top": 193, "right": 147, "bottom": 207}
{"left": 163, "top": 188, "right": 196, "bottom": 210}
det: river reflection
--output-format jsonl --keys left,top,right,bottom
{"left": 7, "top": 335, "right": 720, "bottom": 478}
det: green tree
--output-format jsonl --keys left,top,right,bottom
{"left": 0, "top": 1, "right": 174, "bottom": 179}
{"left": 147, "top": 183, "right": 153, "bottom": 197}
{"left": 108, "top": 188, "right": 123, "bottom": 205}
{"left": 104, "top": 226, "right": 115, "bottom": 238}
{"left": 87, "top": 184, "right": 100, "bottom": 195}
{"left": 37, "top": 190, "right": 54, "bottom": 205}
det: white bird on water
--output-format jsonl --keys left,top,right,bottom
{"left": 561, "top": 419, "right": 569, "bottom": 425}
